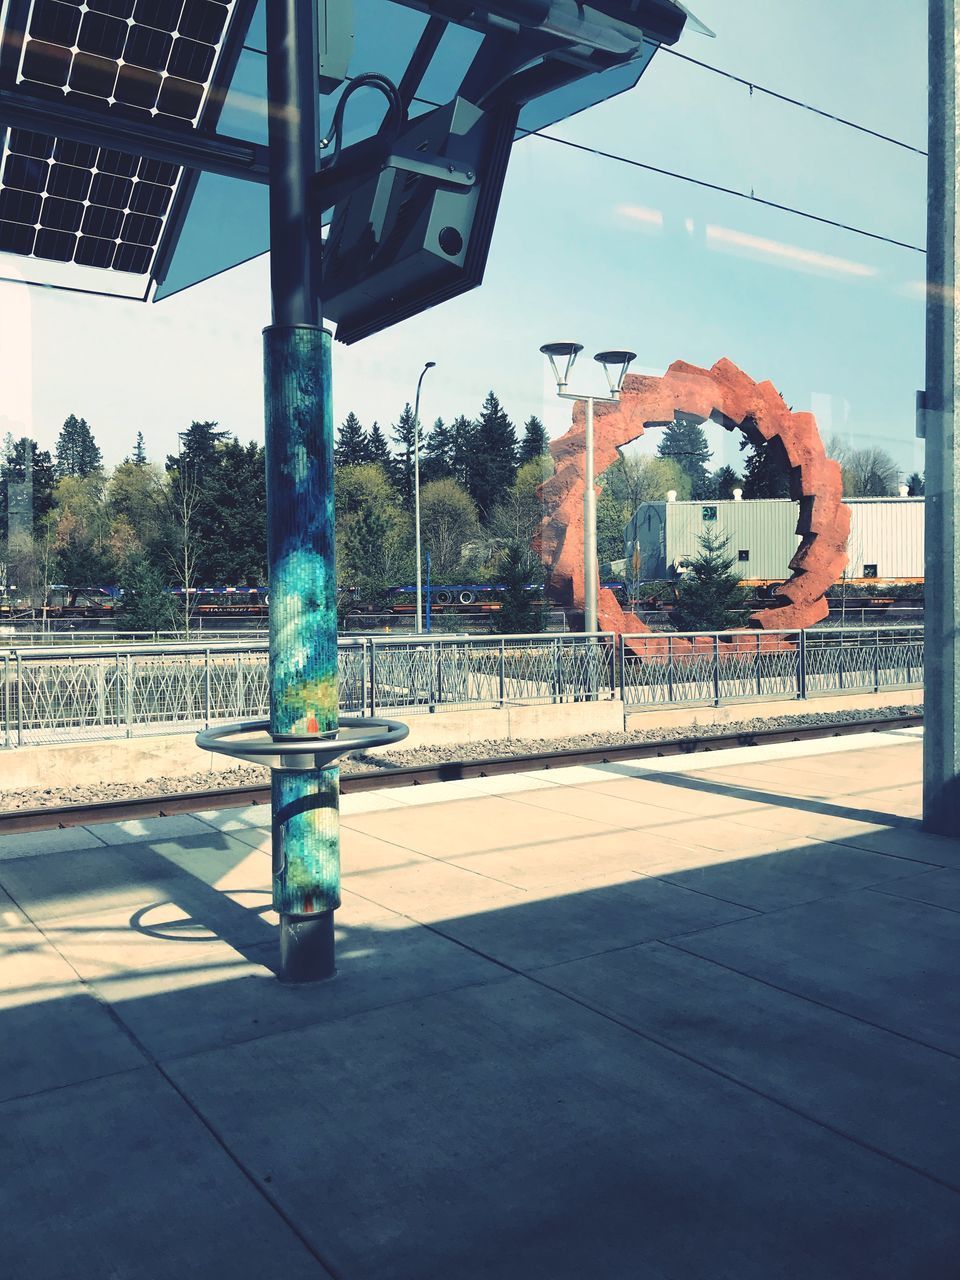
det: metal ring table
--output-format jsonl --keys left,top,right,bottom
{"left": 196, "top": 715, "right": 409, "bottom": 771}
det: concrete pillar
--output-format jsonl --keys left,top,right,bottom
{"left": 924, "top": 0, "right": 960, "bottom": 833}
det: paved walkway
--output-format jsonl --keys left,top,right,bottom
{"left": 2, "top": 726, "right": 958, "bottom": 1278}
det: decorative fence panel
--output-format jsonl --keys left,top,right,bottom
{"left": 0, "top": 628, "right": 923, "bottom": 749}
{"left": 619, "top": 627, "right": 923, "bottom": 709}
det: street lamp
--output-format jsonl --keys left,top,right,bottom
{"left": 413, "top": 360, "right": 436, "bottom": 634}
{"left": 540, "top": 343, "right": 636, "bottom": 633}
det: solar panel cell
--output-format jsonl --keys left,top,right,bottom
{"left": 29, "top": 0, "right": 81, "bottom": 47}
{"left": 0, "top": 188, "right": 42, "bottom": 223}
{"left": 157, "top": 75, "right": 203, "bottom": 118}
{"left": 89, "top": 171, "right": 133, "bottom": 207}
{"left": 167, "top": 36, "right": 215, "bottom": 82}
{"left": 10, "top": 131, "right": 56, "bottom": 160}
{"left": 134, "top": 0, "right": 184, "bottom": 30}
{"left": 114, "top": 63, "right": 163, "bottom": 109}
{"left": 177, "top": 0, "right": 227, "bottom": 45}
{"left": 124, "top": 24, "right": 173, "bottom": 71}
{"left": 98, "top": 147, "right": 141, "bottom": 177}
{"left": 0, "top": 222, "right": 37, "bottom": 254}
{"left": 46, "top": 162, "right": 93, "bottom": 200}
{"left": 137, "top": 157, "right": 178, "bottom": 184}
{"left": 78, "top": 11, "right": 128, "bottom": 59}
{"left": 75, "top": 234, "right": 116, "bottom": 267}
{"left": 39, "top": 194, "right": 83, "bottom": 231}
{"left": 20, "top": 39, "right": 73, "bottom": 87}
{"left": 129, "top": 179, "right": 172, "bottom": 215}
{"left": 34, "top": 227, "right": 75, "bottom": 259}
{"left": 81, "top": 203, "right": 124, "bottom": 236}
{"left": 68, "top": 51, "right": 120, "bottom": 97}
{"left": 121, "top": 210, "right": 162, "bottom": 244}
{"left": 112, "top": 240, "right": 152, "bottom": 271}
{"left": 3, "top": 153, "right": 48, "bottom": 193}
{"left": 54, "top": 139, "right": 99, "bottom": 166}
{"left": 87, "top": 0, "right": 135, "bottom": 17}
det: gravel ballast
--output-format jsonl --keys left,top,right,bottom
{"left": 0, "top": 704, "right": 922, "bottom": 813}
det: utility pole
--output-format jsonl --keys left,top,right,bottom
{"left": 924, "top": 0, "right": 960, "bottom": 833}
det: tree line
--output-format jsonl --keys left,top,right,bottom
{"left": 0, "top": 393, "right": 555, "bottom": 630}
{"left": 2, "top": 401, "right": 922, "bottom": 631}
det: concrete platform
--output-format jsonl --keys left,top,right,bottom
{"left": 2, "top": 728, "right": 958, "bottom": 1278}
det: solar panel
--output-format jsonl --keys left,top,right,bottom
{"left": 153, "top": 0, "right": 661, "bottom": 303}
{"left": 0, "top": 0, "right": 251, "bottom": 295}
{"left": 0, "top": 0, "right": 691, "bottom": 303}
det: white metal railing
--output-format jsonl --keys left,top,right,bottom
{"left": 619, "top": 627, "right": 924, "bottom": 708}
{"left": 1, "top": 632, "right": 616, "bottom": 748}
{"left": 0, "top": 627, "right": 924, "bottom": 749}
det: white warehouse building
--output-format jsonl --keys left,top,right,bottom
{"left": 625, "top": 494, "right": 925, "bottom": 583}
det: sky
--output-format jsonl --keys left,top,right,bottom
{"left": 0, "top": 0, "right": 929, "bottom": 482}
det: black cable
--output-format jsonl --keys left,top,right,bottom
{"left": 660, "top": 47, "right": 927, "bottom": 158}
{"left": 512, "top": 123, "right": 926, "bottom": 255}
{"left": 319, "top": 72, "right": 407, "bottom": 170}
{"left": 237, "top": 48, "right": 925, "bottom": 256}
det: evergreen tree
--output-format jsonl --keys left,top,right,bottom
{"left": 672, "top": 530, "right": 748, "bottom": 632}
{"left": 119, "top": 559, "right": 175, "bottom": 631}
{"left": 1, "top": 437, "right": 56, "bottom": 533}
{"left": 334, "top": 411, "right": 369, "bottom": 466}
{"left": 712, "top": 465, "right": 742, "bottom": 499}
{"left": 739, "top": 436, "right": 791, "bottom": 498}
{"left": 468, "top": 391, "right": 517, "bottom": 516}
{"left": 168, "top": 420, "right": 228, "bottom": 477}
{"left": 391, "top": 403, "right": 418, "bottom": 502}
{"left": 518, "top": 415, "right": 549, "bottom": 465}
{"left": 202, "top": 438, "right": 267, "bottom": 583}
{"left": 132, "top": 431, "right": 147, "bottom": 465}
{"left": 656, "top": 419, "right": 712, "bottom": 498}
{"left": 55, "top": 415, "right": 102, "bottom": 478}
{"left": 448, "top": 415, "right": 476, "bottom": 489}
{"left": 494, "top": 542, "right": 543, "bottom": 634}
{"left": 367, "top": 421, "right": 392, "bottom": 469}
{"left": 906, "top": 471, "right": 925, "bottom": 496}
{"left": 423, "top": 417, "right": 454, "bottom": 482}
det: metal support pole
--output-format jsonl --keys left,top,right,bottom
{"left": 4, "top": 654, "right": 11, "bottom": 749}
{"left": 583, "top": 396, "right": 598, "bottom": 634}
{"left": 124, "top": 652, "right": 133, "bottom": 738}
{"left": 413, "top": 361, "right": 434, "bottom": 635}
{"left": 204, "top": 647, "right": 212, "bottom": 726}
{"left": 265, "top": 0, "right": 337, "bottom": 980}
{"left": 924, "top": 0, "right": 960, "bottom": 834}
{"left": 797, "top": 629, "right": 807, "bottom": 700}
{"left": 873, "top": 629, "right": 880, "bottom": 694}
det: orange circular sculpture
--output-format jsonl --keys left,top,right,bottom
{"left": 534, "top": 358, "right": 851, "bottom": 636}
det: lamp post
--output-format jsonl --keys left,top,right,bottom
{"left": 413, "top": 360, "right": 436, "bottom": 634}
{"left": 539, "top": 344, "right": 636, "bottom": 633}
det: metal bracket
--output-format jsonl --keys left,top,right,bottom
{"left": 387, "top": 146, "right": 476, "bottom": 187}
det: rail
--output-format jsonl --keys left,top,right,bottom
{"left": 1, "top": 632, "right": 617, "bottom": 748}
{"left": 619, "top": 626, "right": 924, "bottom": 707}
{"left": 0, "top": 711, "right": 923, "bottom": 832}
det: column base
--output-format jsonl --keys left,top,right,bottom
{"left": 278, "top": 910, "right": 337, "bottom": 983}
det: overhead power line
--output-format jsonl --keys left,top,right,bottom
{"left": 659, "top": 47, "right": 928, "bottom": 158}
{"left": 515, "top": 124, "right": 926, "bottom": 255}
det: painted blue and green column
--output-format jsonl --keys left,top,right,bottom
{"left": 264, "top": 0, "right": 339, "bottom": 979}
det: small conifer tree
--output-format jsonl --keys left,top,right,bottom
{"left": 672, "top": 530, "right": 747, "bottom": 632}
{"left": 494, "top": 542, "right": 543, "bottom": 634}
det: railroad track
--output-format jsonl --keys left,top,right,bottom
{"left": 0, "top": 713, "right": 922, "bottom": 835}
